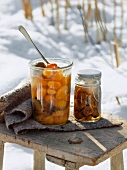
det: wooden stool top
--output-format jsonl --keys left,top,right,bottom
{"left": 0, "top": 115, "right": 127, "bottom": 167}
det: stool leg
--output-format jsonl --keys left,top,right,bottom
{"left": 110, "top": 151, "right": 124, "bottom": 170}
{"left": 0, "top": 142, "right": 4, "bottom": 170}
{"left": 34, "top": 150, "right": 45, "bottom": 170}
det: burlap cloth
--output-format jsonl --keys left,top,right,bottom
{"left": 0, "top": 79, "right": 123, "bottom": 135}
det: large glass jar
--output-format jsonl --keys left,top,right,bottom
{"left": 29, "top": 58, "right": 73, "bottom": 125}
{"left": 74, "top": 69, "right": 101, "bottom": 122}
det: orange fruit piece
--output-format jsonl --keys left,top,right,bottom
{"left": 41, "top": 116, "right": 54, "bottom": 125}
{"left": 52, "top": 110, "right": 65, "bottom": 117}
{"left": 46, "top": 63, "right": 58, "bottom": 68}
{"left": 54, "top": 100, "right": 67, "bottom": 109}
{"left": 47, "top": 88, "right": 56, "bottom": 95}
{"left": 52, "top": 70, "right": 63, "bottom": 81}
{"left": 43, "top": 70, "right": 54, "bottom": 78}
{"left": 56, "top": 85, "right": 69, "bottom": 100}
{"left": 61, "top": 75, "right": 71, "bottom": 85}
{"left": 45, "top": 94, "right": 55, "bottom": 104}
{"left": 47, "top": 81, "right": 61, "bottom": 90}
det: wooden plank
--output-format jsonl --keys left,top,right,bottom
{"left": 110, "top": 151, "right": 124, "bottom": 170}
{"left": 0, "top": 142, "right": 4, "bottom": 170}
{"left": 0, "top": 114, "right": 127, "bottom": 166}
{"left": 34, "top": 150, "right": 45, "bottom": 170}
{"left": 46, "top": 154, "right": 83, "bottom": 168}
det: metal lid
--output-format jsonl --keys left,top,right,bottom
{"left": 77, "top": 69, "right": 101, "bottom": 78}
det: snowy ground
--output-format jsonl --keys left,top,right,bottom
{"left": 0, "top": 0, "right": 127, "bottom": 169}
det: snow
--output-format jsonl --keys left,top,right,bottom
{"left": 0, "top": 0, "right": 127, "bottom": 169}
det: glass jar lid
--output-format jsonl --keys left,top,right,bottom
{"left": 77, "top": 69, "right": 101, "bottom": 79}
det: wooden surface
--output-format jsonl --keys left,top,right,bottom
{"left": 0, "top": 115, "right": 127, "bottom": 166}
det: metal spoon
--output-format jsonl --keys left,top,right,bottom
{"left": 18, "top": 25, "right": 49, "bottom": 64}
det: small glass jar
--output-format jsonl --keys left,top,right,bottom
{"left": 29, "top": 58, "right": 73, "bottom": 125}
{"left": 74, "top": 69, "right": 101, "bottom": 122}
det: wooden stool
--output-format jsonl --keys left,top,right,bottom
{"left": 0, "top": 142, "right": 124, "bottom": 170}
{"left": 0, "top": 116, "right": 126, "bottom": 170}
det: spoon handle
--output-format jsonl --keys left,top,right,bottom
{"left": 18, "top": 25, "right": 49, "bottom": 64}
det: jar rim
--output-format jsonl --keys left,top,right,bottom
{"left": 29, "top": 58, "right": 73, "bottom": 70}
